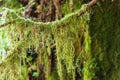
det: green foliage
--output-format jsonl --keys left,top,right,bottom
{"left": 32, "top": 71, "right": 39, "bottom": 77}
{"left": 27, "top": 56, "right": 33, "bottom": 62}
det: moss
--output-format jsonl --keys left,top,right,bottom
{"left": 1, "top": 0, "right": 120, "bottom": 80}
{"left": 89, "top": 1, "right": 120, "bottom": 80}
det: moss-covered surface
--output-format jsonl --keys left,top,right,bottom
{"left": 0, "top": 0, "right": 120, "bottom": 80}
{"left": 89, "top": 1, "right": 120, "bottom": 80}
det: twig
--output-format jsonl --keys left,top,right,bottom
{"left": 87, "top": 0, "right": 97, "bottom": 8}
{"left": 0, "top": 7, "right": 25, "bottom": 28}
{"left": 0, "top": 0, "right": 98, "bottom": 28}
{"left": 50, "top": 44, "right": 56, "bottom": 49}
{"left": 77, "top": 0, "right": 97, "bottom": 16}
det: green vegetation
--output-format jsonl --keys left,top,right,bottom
{"left": 0, "top": 0, "right": 120, "bottom": 80}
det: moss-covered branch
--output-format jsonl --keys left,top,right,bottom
{"left": 0, "top": 0, "right": 98, "bottom": 28}
{"left": 0, "top": 4, "right": 87, "bottom": 28}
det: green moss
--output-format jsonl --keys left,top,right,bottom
{"left": 89, "top": 1, "right": 120, "bottom": 80}
{"left": 1, "top": 1, "right": 120, "bottom": 80}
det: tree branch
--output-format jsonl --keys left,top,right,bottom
{"left": 0, "top": 0, "right": 98, "bottom": 28}
{"left": 77, "top": 0, "right": 97, "bottom": 16}
{"left": 0, "top": 20, "right": 16, "bottom": 28}
{"left": 88, "top": 0, "right": 97, "bottom": 8}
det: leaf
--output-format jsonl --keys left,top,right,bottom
{"left": 27, "top": 56, "right": 33, "bottom": 62}
{"left": 32, "top": 71, "right": 39, "bottom": 77}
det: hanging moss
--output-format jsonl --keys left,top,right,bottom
{"left": 0, "top": 1, "right": 93, "bottom": 80}
{"left": 0, "top": 0, "right": 120, "bottom": 80}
